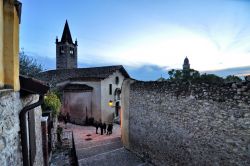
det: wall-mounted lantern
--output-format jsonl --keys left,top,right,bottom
{"left": 108, "top": 100, "right": 113, "bottom": 107}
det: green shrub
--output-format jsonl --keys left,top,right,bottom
{"left": 43, "top": 92, "right": 61, "bottom": 117}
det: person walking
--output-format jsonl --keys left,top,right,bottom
{"left": 100, "top": 123, "right": 104, "bottom": 135}
{"left": 110, "top": 123, "right": 113, "bottom": 134}
{"left": 95, "top": 121, "right": 99, "bottom": 134}
{"left": 103, "top": 123, "right": 106, "bottom": 133}
{"left": 107, "top": 123, "right": 112, "bottom": 135}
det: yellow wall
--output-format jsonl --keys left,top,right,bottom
{"left": 0, "top": 1, "right": 4, "bottom": 88}
{"left": 1, "top": 0, "right": 21, "bottom": 91}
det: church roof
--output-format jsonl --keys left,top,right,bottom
{"left": 63, "top": 83, "right": 93, "bottom": 91}
{"left": 36, "top": 65, "right": 130, "bottom": 87}
{"left": 61, "top": 20, "right": 73, "bottom": 44}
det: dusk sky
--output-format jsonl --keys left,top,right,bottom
{"left": 20, "top": 0, "right": 250, "bottom": 80}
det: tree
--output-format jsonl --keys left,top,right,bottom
{"left": 19, "top": 50, "right": 43, "bottom": 76}
{"left": 168, "top": 69, "right": 200, "bottom": 81}
{"left": 224, "top": 75, "right": 242, "bottom": 83}
{"left": 199, "top": 73, "right": 224, "bottom": 84}
{"left": 168, "top": 69, "right": 183, "bottom": 80}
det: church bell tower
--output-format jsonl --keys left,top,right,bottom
{"left": 183, "top": 56, "right": 190, "bottom": 77}
{"left": 56, "top": 20, "right": 78, "bottom": 69}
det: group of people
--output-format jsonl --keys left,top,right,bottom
{"left": 95, "top": 121, "right": 113, "bottom": 135}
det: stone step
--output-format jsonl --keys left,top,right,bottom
{"left": 77, "top": 141, "right": 123, "bottom": 160}
{"left": 75, "top": 137, "right": 121, "bottom": 149}
{"left": 78, "top": 148, "right": 150, "bottom": 166}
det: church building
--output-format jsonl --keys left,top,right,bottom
{"left": 37, "top": 21, "right": 130, "bottom": 124}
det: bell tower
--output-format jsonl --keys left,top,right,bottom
{"left": 183, "top": 56, "right": 190, "bottom": 77}
{"left": 56, "top": 20, "right": 78, "bottom": 69}
{"left": 183, "top": 56, "right": 190, "bottom": 70}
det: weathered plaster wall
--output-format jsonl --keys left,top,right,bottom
{"left": 101, "top": 70, "right": 125, "bottom": 123}
{"left": 0, "top": 90, "right": 44, "bottom": 166}
{"left": 0, "top": 1, "right": 4, "bottom": 88}
{"left": 61, "top": 81, "right": 101, "bottom": 123}
{"left": 1, "top": 0, "right": 21, "bottom": 90}
{"left": 32, "top": 101, "right": 44, "bottom": 166}
{"left": 63, "top": 91, "right": 92, "bottom": 124}
{"left": 3, "top": 0, "right": 20, "bottom": 90}
{"left": 125, "top": 81, "right": 250, "bottom": 166}
{"left": 121, "top": 79, "right": 135, "bottom": 149}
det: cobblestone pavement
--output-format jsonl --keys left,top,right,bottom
{"left": 50, "top": 148, "right": 72, "bottom": 166}
{"left": 66, "top": 123, "right": 152, "bottom": 166}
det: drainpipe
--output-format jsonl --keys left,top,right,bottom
{"left": 19, "top": 95, "right": 44, "bottom": 166}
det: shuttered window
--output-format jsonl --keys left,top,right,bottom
{"left": 109, "top": 84, "right": 112, "bottom": 95}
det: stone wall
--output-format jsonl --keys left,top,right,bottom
{"left": 56, "top": 42, "right": 77, "bottom": 69}
{"left": 0, "top": 90, "right": 22, "bottom": 166}
{"left": 0, "top": 90, "right": 44, "bottom": 166}
{"left": 122, "top": 80, "right": 250, "bottom": 165}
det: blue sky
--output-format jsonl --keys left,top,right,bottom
{"left": 20, "top": 0, "right": 250, "bottom": 80}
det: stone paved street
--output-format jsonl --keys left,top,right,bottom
{"left": 65, "top": 123, "right": 152, "bottom": 166}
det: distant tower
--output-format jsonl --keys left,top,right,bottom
{"left": 183, "top": 57, "right": 190, "bottom": 77}
{"left": 183, "top": 56, "right": 190, "bottom": 70}
{"left": 56, "top": 20, "right": 78, "bottom": 69}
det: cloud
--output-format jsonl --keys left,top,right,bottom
{"left": 204, "top": 66, "right": 250, "bottom": 77}
{"left": 76, "top": 23, "right": 250, "bottom": 72}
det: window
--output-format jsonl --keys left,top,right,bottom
{"left": 115, "top": 77, "right": 119, "bottom": 84}
{"left": 60, "top": 46, "right": 64, "bottom": 54}
{"left": 109, "top": 84, "right": 112, "bottom": 95}
{"left": 114, "top": 88, "right": 121, "bottom": 100}
{"left": 70, "top": 47, "right": 74, "bottom": 55}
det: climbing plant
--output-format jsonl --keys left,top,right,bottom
{"left": 42, "top": 92, "right": 61, "bottom": 117}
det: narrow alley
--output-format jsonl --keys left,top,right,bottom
{"left": 65, "top": 123, "right": 152, "bottom": 166}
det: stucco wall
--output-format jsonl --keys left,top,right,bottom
{"left": 0, "top": 90, "right": 44, "bottom": 166}
{"left": 121, "top": 79, "right": 135, "bottom": 148}
{"left": 0, "top": 1, "right": 3, "bottom": 88}
{"left": 32, "top": 101, "right": 44, "bottom": 166}
{"left": 101, "top": 70, "right": 125, "bottom": 123}
{"left": 3, "top": 0, "right": 20, "bottom": 90}
{"left": 61, "top": 81, "right": 101, "bottom": 123}
{"left": 63, "top": 91, "right": 92, "bottom": 124}
{"left": 1, "top": 0, "right": 21, "bottom": 91}
{"left": 124, "top": 81, "right": 250, "bottom": 165}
